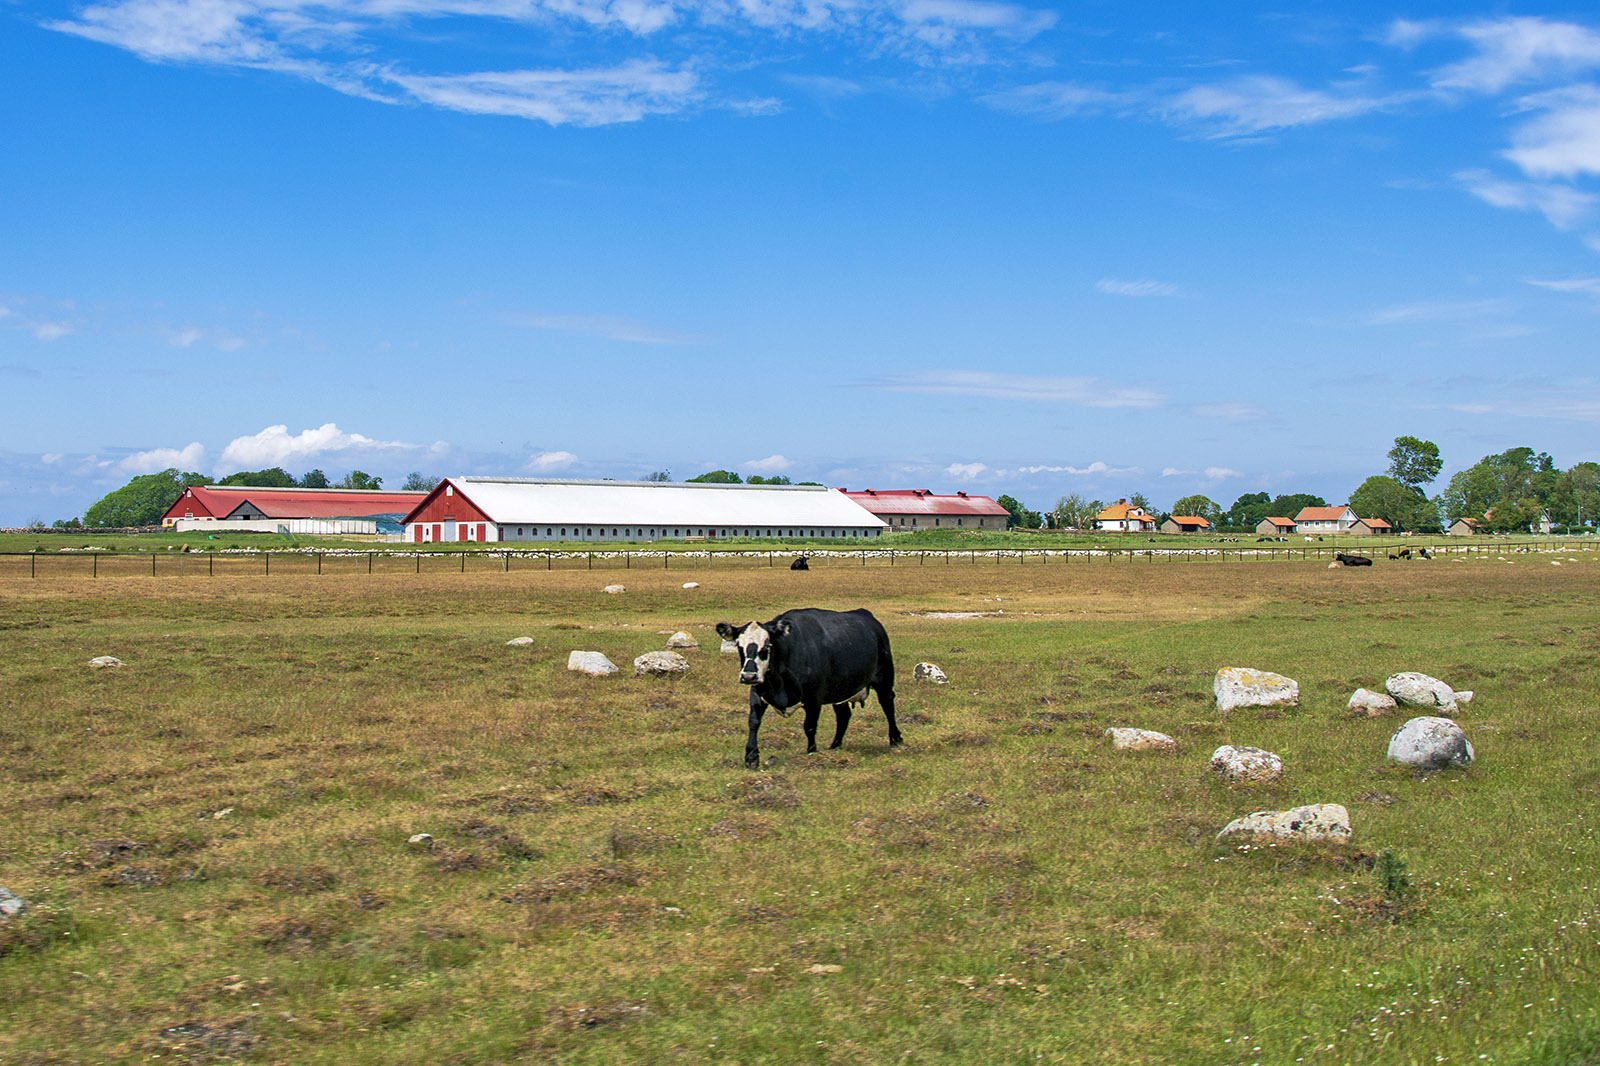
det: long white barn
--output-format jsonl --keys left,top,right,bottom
{"left": 401, "top": 477, "right": 889, "bottom": 543}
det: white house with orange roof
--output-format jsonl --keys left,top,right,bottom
{"left": 1160, "top": 515, "right": 1213, "bottom": 534}
{"left": 1293, "top": 505, "right": 1357, "bottom": 534}
{"left": 1094, "top": 499, "right": 1158, "bottom": 532}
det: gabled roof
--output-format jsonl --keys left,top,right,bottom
{"left": 1294, "top": 505, "right": 1353, "bottom": 522}
{"left": 1262, "top": 516, "right": 1295, "bottom": 525}
{"left": 1095, "top": 501, "right": 1152, "bottom": 521}
{"left": 164, "top": 485, "right": 427, "bottom": 521}
{"left": 1355, "top": 517, "right": 1392, "bottom": 530}
{"left": 403, "top": 477, "right": 888, "bottom": 528}
{"left": 843, "top": 489, "right": 1010, "bottom": 517}
{"left": 1168, "top": 515, "right": 1212, "bottom": 527}
{"left": 1452, "top": 516, "right": 1480, "bottom": 528}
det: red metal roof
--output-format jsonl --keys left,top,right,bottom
{"left": 164, "top": 485, "right": 426, "bottom": 521}
{"left": 842, "top": 489, "right": 1010, "bottom": 517}
{"left": 1295, "top": 506, "right": 1352, "bottom": 522}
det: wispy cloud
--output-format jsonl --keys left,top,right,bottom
{"left": 1456, "top": 168, "right": 1595, "bottom": 229}
{"left": 1404, "top": 17, "right": 1600, "bottom": 94}
{"left": 744, "top": 454, "right": 793, "bottom": 473}
{"left": 525, "top": 450, "right": 578, "bottom": 472}
{"left": 119, "top": 442, "right": 208, "bottom": 475}
{"left": 503, "top": 311, "right": 709, "bottom": 344}
{"left": 218, "top": 423, "right": 434, "bottom": 471}
{"left": 946, "top": 461, "right": 987, "bottom": 479}
{"left": 384, "top": 62, "right": 702, "bottom": 127}
{"left": 1502, "top": 85, "right": 1600, "bottom": 181}
{"left": 1160, "top": 75, "right": 1401, "bottom": 139}
{"left": 1190, "top": 402, "right": 1269, "bottom": 421}
{"left": 1364, "top": 298, "right": 1512, "bottom": 325}
{"left": 870, "top": 370, "right": 1164, "bottom": 408}
{"left": 1013, "top": 461, "right": 1137, "bottom": 476}
{"left": 979, "top": 81, "right": 1128, "bottom": 120}
{"left": 1095, "top": 278, "right": 1179, "bottom": 297}
{"left": 1526, "top": 276, "right": 1600, "bottom": 297}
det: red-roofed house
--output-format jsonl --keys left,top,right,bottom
{"left": 841, "top": 489, "right": 1011, "bottom": 531}
{"left": 1349, "top": 517, "right": 1393, "bottom": 536}
{"left": 1160, "top": 515, "right": 1213, "bottom": 534}
{"left": 162, "top": 485, "right": 427, "bottom": 535}
{"left": 1256, "top": 516, "right": 1297, "bottom": 535}
{"left": 1293, "top": 505, "right": 1357, "bottom": 533}
{"left": 1094, "top": 499, "right": 1158, "bottom": 533}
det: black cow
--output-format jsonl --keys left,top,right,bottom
{"left": 790, "top": 556, "right": 809, "bottom": 570}
{"left": 715, "top": 608, "right": 901, "bottom": 768}
{"left": 1335, "top": 552, "right": 1373, "bottom": 567}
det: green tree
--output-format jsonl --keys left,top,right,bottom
{"left": 1051, "top": 493, "right": 1093, "bottom": 530}
{"left": 1386, "top": 436, "right": 1443, "bottom": 490}
{"left": 1271, "top": 493, "right": 1328, "bottom": 520}
{"left": 1550, "top": 462, "right": 1600, "bottom": 528}
{"left": 1128, "top": 492, "right": 1153, "bottom": 513}
{"left": 997, "top": 494, "right": 1029, "bottom": 528}
{"left": 400, "top": 472, "right": 441, "bottom": 491}
{"left": 1169, "top": 494, "right": 1223, "bottom": 527}
{"left": 1349, "top": 475, "right": 1436, "bottom": 532}
{"left": 687, "top": 470, "right": 742, "bottom": 484}
{"left": 746, "top": 475, "right": 792, "bottom": 485}
{"left": 1441, "top": 447, "right": 1557, "bottom": 523}
{"left": 217, "top": 466, "right": 296, "bottom": 488}
{"left": 300, "top": 469, "right": 329, "bottom": 488}
{"left": 644, "top": 471, "right": 672, "bottom": 482}
{"left": 335, "top": 470, "right": 383, "bottom": 490}
{"left": 1226, "top": 492, "right": 1272, "bottom": 529}
{"left": 84, "top": 469, "right": 209, "bottom": 527}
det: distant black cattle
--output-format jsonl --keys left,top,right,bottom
{"left": 1419, "top": 547, "right": 1432, "bottom": 559}
{"left": 716, "top": 608, "right": 901, "bottom": 768}
{"left": 790, "top": 556, "right": 809, "bottom": 570}
{"left": 1335, "top": 552, "right": 1373, "bottom": 567}
{"left": 1397, "top": 548, "right": 1412, "bottom": 560}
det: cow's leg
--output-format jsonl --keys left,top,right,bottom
{"left": 878, "top": 681, "right": 903, "bottom": 747}
{"left": 745, "top": 690, "right": 768, "bottom": 769}
{"left": 802, "top": 701, "right": 822, "bottom": 754}
{"left": 829, "top": 702, "right": 852, "bottom": 749}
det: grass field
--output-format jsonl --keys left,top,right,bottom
{"left": 4, "top": 551, "right": 1600, "bottom": 1064}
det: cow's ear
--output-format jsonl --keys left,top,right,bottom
{"left": 769, "top": 620, "right": 791, "bottom": 638}
{"left": 715, "top": 622, "right": 738, "bottom": 639}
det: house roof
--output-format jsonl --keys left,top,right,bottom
{"left": 1095, "top": 501, "right": 1152, "bottom": 521}
{"left": 842, "top": 489, "right": 1010, "bottom": 517}
{"left": 1294, "top": 506, "right": 1353, "bottom": 522}
{"left": 165, "top": 485, "right": 427, "bottom": 521}
{"left": 1356, "top": 517, "right": 1392, "bottom": 530}
{"left": 1452, "top": 516, "right": 1480, "bottom": 528}
{"left": 1168, "top": 515, "right": 1212, "bottom": 527}
{"left": 1262, "top": 516, "right": 1295, "bottom": 525}
{"left": 405, "top": 477, "right": 889, "bottom": 529}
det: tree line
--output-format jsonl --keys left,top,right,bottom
{"left": 63, "top": 466, "right": 428, "bottom": 528}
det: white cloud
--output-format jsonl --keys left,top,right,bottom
{"left": 946, "top": 462, "right": 987, "bottom": 479}
{"left": 1421, "top": 17, "right": 1600, "bottom": 94}
{"left": 163, "top": 322, "right": 249, "bottom": 350}
{"left": 1456, "top": 168, "right": 1595, "bottom": 229}
{"left": 1526, "top": 276, "right": 1600, "bottom": 297}
{"left": 384, "top": 61, "right": 702, "bottom": 127}
{"left": 979, "top": 81, "right": 1127, "bottom": 120}
{"left": 1095, "top": 278, "right": 1179, "bottom": 297}
{"left": 504, "top": 310, "right": 708, "bottom": 343}
{"left": 1014, "top": 461, "right": 1134, "bottom": 477}
{"left": 119, "top": 442, "right": 208, "bottom": 474}
{"left": 1162, "top": 75, "right": 1398, "bottom": 138}
{"left": 1503, "top": 85, "right": 1600, "bottom": 180}
{"left": 1203, "top": 466, "right": 1241, "bottom": 480}
{"left": 218, "top": 422, "right": 423, "bottom": 470}
{"left": 1364, "top": 297, "right": 1512, "bottom": 325}
{"left": 31, "top": 321, "right": 73, "bottom": 341}
{"left": 871, "top": 370, "right": 1164, "bottom": 408}
{"left": 744, "top": 454, "right": 793, "bottom": 473}
{"left": 525, "top": 450, "right": 578, "bottom": 472}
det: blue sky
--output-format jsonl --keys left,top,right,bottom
{"left": 3, "top": 1, "right": 1599, "bottom": 525}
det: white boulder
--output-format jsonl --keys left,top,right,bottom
{"left": 1216, "top": 804, "right": 1352, "bottom": 845}
{"left": 681, "top": 582, "right": 700, "bottom": 589}
{"left": 0, "top": 886, "right": 25, "bottom": 918}
{"left": 1214, "top": 667, "right": 1299, "bottom": 713}
{"left": 914, "top": 662, "right": 948, "bottom": 684}
{"left": 1209, "top": 745, "right": 1284, "bottom": 784}
{"left": 505, "top": 636, "right": 535, "bottom": 646}
{"left": 1387, "top": 716, "right": 1474, "bottom": 770}
{"left": 567, "top": 651, "right": 619, "bottom": 677}
{"left": 88, "top": 656, "right": 123, "bottom": 669}
{"left": 666, "top": 631, "right": 700, "bottom": 650}
{"left": 1347, "top": 688, "right": 1398, "bottom": 717}
{"left": 1105, "top": 728, "right": 1177, "bottom": 752}
{"left": 634, "top": 651, "right": 690, "bottom": 677}
{"left": 720, "top": 639, "right": 739, "bottom": 654}
{"left": 1386, "top": 672, "right": 1459, "bottom": 714}
{"left": 603, "top": 585, "right": 626, "bottom": 594}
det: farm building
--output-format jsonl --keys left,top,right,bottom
{"left": 1256, "top": 516, "right": 1297, "bottom": 535}
{"left": 1348, "top": 517, "right": 1392, "bottom": 536}
{"left": 1293, "top": 505, "right": 1357, "bottom": 534}
{"left": 841, "top": 489, "right": 1010, "bottom": 531}
{"left": 1094, "top": 500, "right": 1158, "bottom": 533}
{"left": 1447, "top": 517, "right": 1481, "bottom": 536}
{"left": 401, "top": 477, "right": 889, "bottom": 543}
{"left": 162, "top": 485, "right": 427, "bottom": 536}
{"left": 1160, "top": 515, "right": 1213, "bottom": 535}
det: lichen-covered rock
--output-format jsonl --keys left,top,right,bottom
{"left": 1209, "top": 745, "right": 1284, "bottom": 784}
{"left": 1387, "top": 716, "right": 1474, "bottom": 770}
{"left": 666, "top": 631, "right": 700, "bottom": 650}
{"left": 681, "top": 582, "right": 700, "bottom": 589}
{"left": 1216, "top": 804, "right": 1351, "bottom": 845}
{"left": 1455, "top": 690, "right": 1474, "bottom": 705}
{"left": 88, "top": 656, "right": 123, "bottom": 669}
{"left": 567, "top": 651, "right": 619, "bottom": 677}
{"left": 1214, "top": 667, "right": 1298, "bottom": 713}
{"left": 1347, "top": 688, "right": 1398, "bottom": 717}
{"left": 1105, "top": 728, "right": 1177, "bottom": 751}
{"left": 505, "top": 636, "right": 535, "bottom": 646}
{"left": 1385, "top": 672, "right": 1458, "bottom": 714}
{"left": 914, "top": 662, "right": 948, "bottom": 684}
{"left": 0, "top": 886, "right": 25, "bottom": 918}
{"left": 634, "top": 651, "right": 690, "bottom": 677}
{"left": 602, "top": 585, "right": 626, "bottom": 594}
{"left": 720, "top": 639, "right": 739, "bottom": 654}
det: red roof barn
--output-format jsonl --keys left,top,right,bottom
{"left": 841, "top": 489, "right": 1011, "bottom": 531}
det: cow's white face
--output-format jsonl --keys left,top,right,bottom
{"left": 718, "top": 620, "right": 777, "bottom": 684}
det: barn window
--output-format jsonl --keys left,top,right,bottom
{"left": 445, "top": 485, "right": 453, "bottom": 496}
{"left": 560, "top": 528, "right": 566, "bottom": 536}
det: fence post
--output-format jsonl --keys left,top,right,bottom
{"left": 416, "top": 553, "right": 420, "bottom": 574}
{"left": 265, "top": 553, "right": 270, "bottom": 576}
{"left": 151, "top": 552, "right": 156, "bottom": 576}
{"left": 368, "top": 552, "right": 373, "bottom": 574}
{"left": 317, "top": 553, "right": 322, "bottom": 576}
{"left": 31, "top": 553, "right": 35, "bottom": 579}
{"left": 588, "top": 552, "right": 593, "bottom": 570}
{"left": 210, "top": 553, "right": 214, "bottom": 576}
{"left": 93, "top": 555, "right": 97, "bottom": 578}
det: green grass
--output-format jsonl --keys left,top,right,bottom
{"left": 3, "top": 557, "right": 1600, "bottom": 1064}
